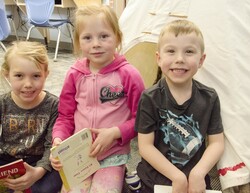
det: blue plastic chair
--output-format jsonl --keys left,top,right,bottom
{"left": 0, "top": 0, "right": 11, "bottom": 51}
{"left": 25, "top": 0, "right": 73, "bottom": 61}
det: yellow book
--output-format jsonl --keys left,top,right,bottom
{"left": 51, "top": 128, "right": 100, "bottom": 191}
{"left": 154, "top": 185, "right": 222, "bottom": 193}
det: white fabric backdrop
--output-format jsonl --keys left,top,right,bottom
{"left": 119, "top": 0, "right": 250, "bottom": 190}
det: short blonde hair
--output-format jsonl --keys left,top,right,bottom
{"left": 73, "top": 4, "right": 123, "bottom": 57}
{"left": 158, "top": 19, "right": 205, "bottom": 53}
{"left": 1, "top": 41, "right": 49, "bottom": 73}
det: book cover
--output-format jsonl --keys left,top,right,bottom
{"left": 51, "top": 128, "right": 100, "bottom": 191}
{"left": 0, "top": 159, "right": 31, "bottom": 193}
{"left": 154, "top": 185, "right": 222, "bottom": 193}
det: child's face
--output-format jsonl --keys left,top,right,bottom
{"left": 6, "top": 56, "right": 48, "bottom": 108}
{"left": 156, "top": 32, "right": 206, "bottom": 87}
{"left": 78, "top": 14, "right": 118, "bottom": 72}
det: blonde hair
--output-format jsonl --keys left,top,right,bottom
{"left": 158, "top": 19, "right": 205, "bottom": 53}
{"left": 1, "top": 41, "right": 49, "bottom": 73}
{"left": 73, "top": 4, "right": 123, "bottom": 56}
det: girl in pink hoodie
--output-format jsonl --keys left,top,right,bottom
{"left": 50, "top": 4, "right": 145, "bottom": 193}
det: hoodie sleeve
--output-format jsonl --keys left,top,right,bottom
{"left": 118, "top": 63, "right": 145, "bottom": 145}
{"left": 52, "top": 69, "right": 78, "bottom": 141}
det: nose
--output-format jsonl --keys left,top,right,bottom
{"left": 175, "top": 52, "right": 184, "bottom": 63}
{"left": 92, "top": 37, "right": 100, "bottom": 48}
{"left": 24, "top": 78, "right": 32, "bottom": 88}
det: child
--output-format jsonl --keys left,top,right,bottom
{"left": 50, "top": 4, "right": 145, "bottom": 193}
{"left": 0, "top": 41, "right": 62, "bottom": 193}
{"left": 135, "top": 19, "right": 224, "bottom": 193}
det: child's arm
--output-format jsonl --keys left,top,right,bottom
{"left": 138, "top": 132, "right": 188, "bottom": 193}
{"left": 188, "top": 133, "right": 224, "bottom": 193}
{"left": 36, "top": 95, "right": 59, "bottom": 172}
{"left": 118, "top": 63, "right": 145, "bottom": 145}
{"left": 52, "top": 69, "right": 78, "bottom": 141}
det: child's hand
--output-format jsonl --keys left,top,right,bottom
{"left": 188, "top": 168, "right": 206, "bottom": 193}
{"left": 89, "top": 127, "right": 121, "bottom": 157}
{"left": 49, "top": 155, "right": 63, "bottom": 171}
{"left": 50, "top": 137, "right": 63, "bottom": 171}
{"left": 4, "top": 162, "right": 46, "bottom": 191}
{"left": 52, "top": 137, "right": 62, "bottom": 147}
{"left": 172, "top": 171, "right": 188, "bottom": 193}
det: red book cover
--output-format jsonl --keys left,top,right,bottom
{"left": 0, "top": 159, "right": 31, "bottom": 193}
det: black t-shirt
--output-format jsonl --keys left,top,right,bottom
{"left": 135, "top": 78, "right": 223, "bottom": 189}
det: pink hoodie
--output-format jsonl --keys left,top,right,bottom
{"left": 52, "top": 54, "right": 145, "bottom": 160}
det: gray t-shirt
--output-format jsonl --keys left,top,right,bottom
{"left": 0, "top": 91, "right": 58, "bottom": 171}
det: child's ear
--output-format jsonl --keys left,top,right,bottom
{"left": 199, "top": 53, "right": 206, "bottom": 68}
{"left": 1, "top": 70, "right": 11, "bottom": 87}
{"left": 2, "top": 69, "right": 9, "bottom": 80}
{"left": 45, "top": 70, "right": 50, "bottom": 78}
{"left": 156, "top": 51, "right": 161, "bottom": 67}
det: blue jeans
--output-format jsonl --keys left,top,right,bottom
{"left": 30, "top": 169, "right": 62, "bottom": 193}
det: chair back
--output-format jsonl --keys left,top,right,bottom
{"left": 25, "top": 0, "right": 55, "bottom": 25}
{"left": 0, "top": 0, "right": 11, "bottom": 40}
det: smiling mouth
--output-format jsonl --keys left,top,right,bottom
{"left": 171, "top": 69, "right": 188, "bottom": 73}
{"left": 21, "top": 91, "right": 35, "bottom": 96}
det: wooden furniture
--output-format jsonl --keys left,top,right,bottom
{"left": 12, "top": 0, "right": 76, "bottom": 14}
{"left": 4, "top": 0, "right": 15, "bottom": 5}
{"left": 73, "top": 0, "right": 101, "bottom": 7}
{"left": 125, "top": 42, "right": 158, "bottom": 88}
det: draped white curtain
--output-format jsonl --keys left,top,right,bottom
{"left": 119, "top": 0, "right": 250, "bottom": 190}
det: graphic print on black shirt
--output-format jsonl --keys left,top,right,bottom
{"left": 1, "top": 114, "right": 48, "bottom": 156}
{"left": 100, "top": 84, "right": 125, "bottom": 103}
{"left": 159, "top": 109, "right": 203, "bottom": 167}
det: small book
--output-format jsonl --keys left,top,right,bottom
{"left": 51, "top": 128, "right": 100, "bottom": 191}
{"left": 0, "top": 159, "right": 31, "bottom": 193}
{"left": 154, "top": 185, "right": 222, "bottom": 193}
